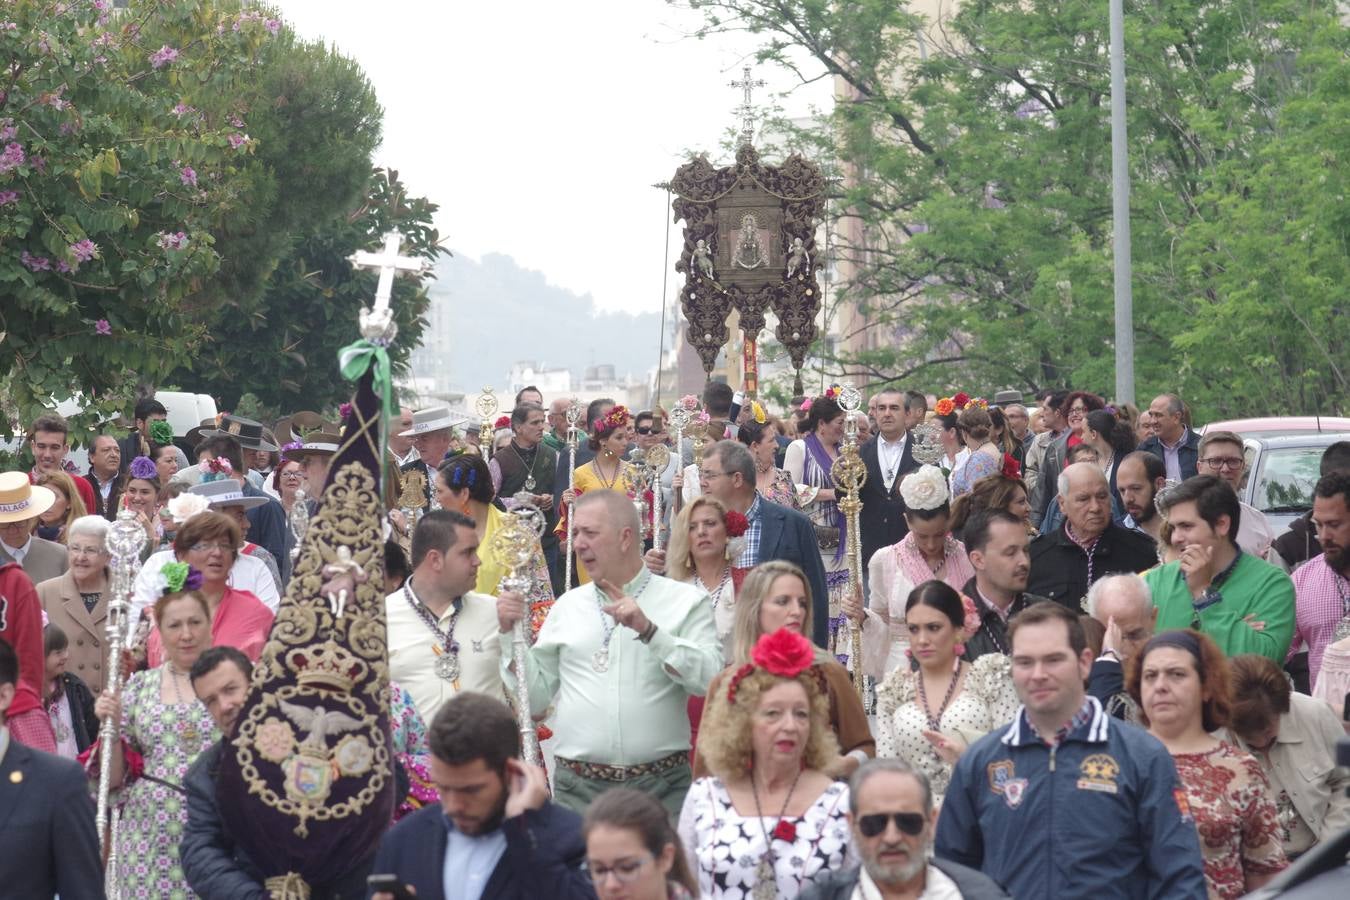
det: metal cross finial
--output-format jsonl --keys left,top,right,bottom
{"left": 730, "top": 66, "right": 766, "bottom": 146}
{"left": 348, "top": 229, "right": 427, "bottom": 343}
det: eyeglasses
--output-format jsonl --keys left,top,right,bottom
{"left": 189, "top": 541, "right": 233, "bottom": 554}
{"left": 699, "top": 469, "right": 726, "bottom": 481}
{"left": 68, "top": 545, "right": 104, "bottom": 557}
{"left": 1199, "top": 457, "right": 1243, "bottom": 471}
{"left": 587, "top": 854, "right": 652, "bottom": 885}
{"left": 857, "top": 812, "right": 927, "bottom": 838}
{"left": 1068, "top": 405, "right": 1088, "bottom": 415}
{"left": 281, "top": 471, "right": 304, "bottom": 480}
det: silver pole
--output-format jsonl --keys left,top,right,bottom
{"left": 1109, "top": 0, "right": 1135, "bottom": 405}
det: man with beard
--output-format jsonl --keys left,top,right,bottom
{"left": 935, "top": 603, "right": 1206, "bottom": 899}
{"left": 961, "top": 510, "right": 1048, "bottom": 660}
{"left": 1086, "top": 574, "right": 1157, "bottom": 722}
{"left": 1290, "top": 472, "right": 1350, "bottom": 692}
{"left": 800, "top": 759, "right": 1008, "bottom": 899}
{"left": 369, "top": 692, "right": 594, "bottom": 900}
{"left": 1117, "top": 451, "right": 1167, "bottom": 543}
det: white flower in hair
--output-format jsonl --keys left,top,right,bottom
{"left": 899, "top": 464, "right": 950, "bottom": 511}
{"left": 147, "top": 567, "right": 169, "bottom": 600}
{"left": 167, "top": 492, "right": 210, "bottom": 525}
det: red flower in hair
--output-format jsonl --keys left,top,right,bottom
{"left": 1001, "top": 453, "right": 1021, "bottom": 479}
{"left": 751, "top": 628, "right": 816, "bottom": 678}
{"left": 952, "top": 391, "right": 971, "bottom": 409}
{"left": 723, "top": 510, "right": 749, "bottom": 537}
{"left": 494, "top": 415, "right": 510, "bottom": 430}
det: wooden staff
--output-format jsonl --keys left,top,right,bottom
{"left": 830, "top": 385, "right": 867, "bottom": 700}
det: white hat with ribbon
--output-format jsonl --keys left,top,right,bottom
{"left": 0, "top": 472, "right": 56, "bottom": 524}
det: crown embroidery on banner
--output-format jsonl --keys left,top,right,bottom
{"left": 286, "top": 641, "right": 369, "bottom": 693}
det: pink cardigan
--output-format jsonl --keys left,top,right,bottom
{"left": 146, "top": 585, "right": 274, "bottom": 667}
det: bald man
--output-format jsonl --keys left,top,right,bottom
{"left": 1026, "top": 463, "right": 1158, "bottom": 609}
{"left": 1086, "top": 574, "right": 1157, "bottom": 721}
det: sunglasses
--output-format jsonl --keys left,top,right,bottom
{"left": 858, "top": 812, "right": 926, "bottom": 838}
{"left": 634, "top": 426, "right": 662, "bottom": 436}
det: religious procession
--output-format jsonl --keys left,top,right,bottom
{"left": 2, "top": 2, "right": 1348, "bottom": 900}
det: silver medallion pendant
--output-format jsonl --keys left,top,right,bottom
{"left": 591, "top": 647, "right": 610, "bottom": 673}
{"left": 752, "top": 857, "right": 777, "bottom": 900}
{"left": 524, "top": 473, "right": 537, "bottom": 491}
{"left": 435, "top": 652, "right": 461, "bottom": 682}
{"left": 1334, "top": 616, "right": 1350, "bottom": 642}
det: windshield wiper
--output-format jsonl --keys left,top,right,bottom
{"left": 1262, "top": 505, "right": 1309, "bottom": 514}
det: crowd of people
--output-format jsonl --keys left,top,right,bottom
{"left": 0, "top": 383, "right": 1347, "bottom": 900}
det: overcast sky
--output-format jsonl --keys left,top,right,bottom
{"left": 276, "top": 0, "right": 832, "bottom": 315}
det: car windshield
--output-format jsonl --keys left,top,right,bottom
{"left": 1251, "top": 447, "right": 1323, "bottom": 513}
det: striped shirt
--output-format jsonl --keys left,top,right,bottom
{"left": 1290, "top": 553, "right": 1350, "bottom": 690}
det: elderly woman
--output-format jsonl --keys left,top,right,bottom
{"left": 90, "top": 566, "right": 219, "bottom": 899}
{"left": 37, "top": 515, "right": 114, "bottom": 694}
{"left": 872, "top": 582, "right": 1017, "bottom": 808}
{"left": 784, "top": 395, "right": 850, "bottom": 656}
{"left": 849, "top": 466, "right": 974, "bottom": 678}
{"left": 1225, "top": 654, "right": 1350, "bottom": 859}
{"left": 1127, "top": 630, "right": 1287, "bottom": 898}
{"left": 665, "top": 496, "right": 747, "bottom": 660}
{"left": 693, "top": 560, "right": 874, "bottom": 780}
{"left": 679, "top": 628, "right": 854, "bottom": 899}
{"left": 586, "top": 788, "right": 700, "bottom": 900}
{"left": 145, "top": 511, "right": 274, "bottom": 667}
{"left": 34, "top": 470, "right": 87, "bottom": 543}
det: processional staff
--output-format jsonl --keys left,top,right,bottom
{"left": 476, "top": 388, "right": 499, "bottom": 461}
{"left": 489, "top": 498, "right": 546, "bottom": 765}
{"left": 830, "top": 384, "right": 867, "bottom": 701}
{"left": 563, "top": 398, "right": 582, "bottom": 588}
{"left": 98, "top": 509, "right": 149, "bottom": 885}
{"left": 667, "top": 396, "right": 697, "bottom": 518}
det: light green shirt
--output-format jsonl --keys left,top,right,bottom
{"left": 1144, "top": 552, "right": 1295, "bottom": 661}
{"left": 502, "top": 569, "right": 721, "bottom": 765}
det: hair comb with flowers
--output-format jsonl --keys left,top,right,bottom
{"left": 726, "top": 628, "right": 817, "bottom": 705}
{"left": 128, "top": 456, "right": 158, "bottom": 481}
{"left": 594, "top": 405, "right": 630, "bottom": 433}
{"left": 149, "top": 420, "right": 174, "bottom": 446}
{"left": 153, "top": 561, "right": 204, "bottom": 599}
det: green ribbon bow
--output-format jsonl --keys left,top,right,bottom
{"left": 338, "top": 339, "right": 395, "bottom": 419}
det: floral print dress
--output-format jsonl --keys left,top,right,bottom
{"left": 114, "top": 667, "right": 219, "bottom": 899}
{"left": 1171, "top": 742, "right": 1288, "bottom": 899}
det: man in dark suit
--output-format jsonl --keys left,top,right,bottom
{"left": 646, "top": 440, "right": 832, "bottom": 649}
{"left": 370, "top": 692, "right": 596, "bottom": 900}
{"left": 859, "top": 389, "right": 921, "bottom": 568}
{"left": 0, "top": 636, "right": 104, "bottom": 900}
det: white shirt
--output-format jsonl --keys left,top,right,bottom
{"left": 877, "top": 433, "right": 908, "bottom": 491}
{"left": 853, "top": 864, "right": 962, "bottom": 900}
{"left": 443, "top": 822, "right": 507, "bottom": 900}
{"left": 129, "top": 548, "right": 281, "bottom": 639}
{"left": 504, "top": 569, "right": 721, "bottom": 765}
{"left": 387, "top": 586, "right": 505, "bottom": 724}
{"left": 1237, "top": 500, "right": 1276, "bottom": 560}
{"left": 0, "top": 536, "right": 31, "bottom": 563}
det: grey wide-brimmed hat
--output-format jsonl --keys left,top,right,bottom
{"left": 281, "top": 431, "right": 342, "bottom": 463}
{"left": 398, "top": 406, "right": 464, "bottom": 437}
{"left": 992, "top": 390, "right": 1025, "bottom": 407}
{"left": 201, "top": 414, "right": 280, "bottom": 452}
{"left": 189, "top": 479, "right": 270, "bottom": 510}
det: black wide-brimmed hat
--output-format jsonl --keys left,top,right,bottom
{"left": 202, "top": 414, "right": 279, "bottom": 452}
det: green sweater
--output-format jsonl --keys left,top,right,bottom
{"left": 1144, "top": 552, "right": 1295, "bottom": 661}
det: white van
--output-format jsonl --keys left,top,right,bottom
{"left": 153, "top": 391, "right": 219, "bottom": 439}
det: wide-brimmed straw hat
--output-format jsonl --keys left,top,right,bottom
{"left": 398, "top": 406, "right": 464, "bottom": 438}
{"left": 0, "top": 472, "right": 57, "bottom": 523}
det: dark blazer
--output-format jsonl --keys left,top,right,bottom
{"left": 858, "top": 433, "right": 919, "bottom": 567}
{"left": 369, "top": 800, "right": 597, "bottom": 900}
{"left": 756, "top": 496, "right": 832, "bottom": 649}
{"left": 801, "top": 858, "right": 1010, "bottom": 900}
{"left": 0, "top": 739, "right": 104, "bottom": 900}
{"left": 1027, "top": 523, "right": 1159, "bottom": 610}
{"left": 0, "top": 535, "right": 69, "bottom": 585}
{"left": 1136, "top": 428, "right": 1202, "bottom": 481}
{"left": 241, "top": 481, "right": 290, "bottom": 585}
{"left": 959, "top": 577, "right": 1050, "bottom": 661}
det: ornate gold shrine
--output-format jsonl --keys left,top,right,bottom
{"left": 670, "top": 141, "right": 826, "bottom": 395}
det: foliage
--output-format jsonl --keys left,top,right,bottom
{"left": 674, "top": 0, "right": 1349, "bottom": 419}
{"left": 173, "top": 168, "right": 442, "bottom": 411}
{"left": 0, "top": 0, "right": 275, "bottom": 438}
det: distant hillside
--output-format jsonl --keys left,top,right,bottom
{"left": 423, "top": 252, "right": 664, "bottom": 390}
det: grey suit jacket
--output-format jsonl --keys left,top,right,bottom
{"left": 0, "top": 536, "right": 69, "bottom": 585}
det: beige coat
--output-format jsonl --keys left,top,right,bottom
{"left": 1227, "top": 691, "right": 1350, "bottom": 848}
{"left": 37, "top": 569, "right": 110, "bottom": 695}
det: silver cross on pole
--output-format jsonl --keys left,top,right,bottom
{"left": 730, "top": 66, "right": 766, "bottom": 146}
{"left": 348, "top": 229, "right": 427, "bottom": 344}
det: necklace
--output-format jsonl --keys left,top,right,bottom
{"left": 593, "top": 456, "right": 624, "bottom": 491}
{"left": 509, "top": 441, "right": 541, "bottom": 491}
{"left": 1333, "top": 568, "right": 1350, "bottom": 641}
{"left": 915, "top": 657, "right": 963, "bottom": 734}
{"left": 405, "top": 580, "right": 463, "bottom": 684}
{"left": 165, "top": 664, "right": 202, "bottom": 745}
{"left": 590, "top": 569, "right": 652, "bottom": 673}
{"left": 694, "top": 566, "right": 733, "bottom": 613}
{"left": 749, "top": 766, "right": 804, "bottom": 900}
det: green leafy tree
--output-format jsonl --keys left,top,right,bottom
{"left": 0, "top": 0, "right": 280, "bottom": 436}
{"left": 675, "top": 0, "right": 1348, "bottom": 418}
{"left": 175, "top": 168, "right": 442, "bottom": 411}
